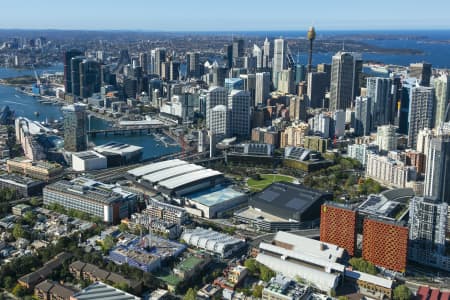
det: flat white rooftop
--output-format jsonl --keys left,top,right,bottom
{"left": 94, "top": 142, "right": 143, "bottom": 155}
{"left": 142, "top": 164, "right": 204, "bottom": 184}
{"left": 158, "top": 169, "right": 222, "bottom": 190}
{"left": 127, "top": 159, "right": 187, "bottom": 178}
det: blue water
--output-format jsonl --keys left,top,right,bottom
{"left": 0, "top": 66, "right": 180, "bottom": 159}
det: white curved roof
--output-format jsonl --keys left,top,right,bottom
{"left": 142, "top": 164, "right": 204, "bottom": 184}
{"left": 158, "top": 169, "right": 222, "bottom": 190}
{"left": 127, "top": 159, "right": 187, "bottom": 177}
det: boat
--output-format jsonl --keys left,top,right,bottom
{"left": 34, "top": 111, "right": 40, "bottom": 116}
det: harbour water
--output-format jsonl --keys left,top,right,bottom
{"left": 0, "top": 66, "right": 181, "bottom": 160}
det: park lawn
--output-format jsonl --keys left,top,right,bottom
{"left": 247, "top": 174, "right": 294, "bottom": 192}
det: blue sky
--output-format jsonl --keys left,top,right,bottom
{"left": 0, "top": 0, "right": 449, "bottom": 31}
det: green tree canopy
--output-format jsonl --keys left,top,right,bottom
{"left": 184, "top": 288, "right": 197, "bottom": 300}
{"left": 393, "top": 285, "right": 412, "bottom": 300}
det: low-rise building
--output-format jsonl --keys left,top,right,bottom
{"left": 93, "top": 141, "right": 143, "bottom": 166}
{"left": 34, "top": 280, "right": 77, "bottom": 300}
{"left": 43, "top": 177, "right": 137, "bottom": 224}
{"left": 7, "top": 157, "right": 63, "bottom": 182}
{"left": 0, "top": 173, "right": 45, "bottom": 197}
{"left": 71, "top": 151, "right": 107, "bottom": 172}
{"left": 12, "top": 204, "right": 33, "bottom": 216}
{"left": 262, "top": 275, "right": 310, "bottom": 300}
{"left": 181, "top": 227, "right": 245, "bottom": 258}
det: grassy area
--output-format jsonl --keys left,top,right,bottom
{"left": 247, "top": 174, "right": 294, "bottom": 192}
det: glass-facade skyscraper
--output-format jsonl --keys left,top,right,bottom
{"left": 63, "top": 104, "right": 87, "bottom": 152}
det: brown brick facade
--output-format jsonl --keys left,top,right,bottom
{"left": 320, "top": 204, "right": 357, "bottom": 256}
{"left": 362, "top": 218, "right": 408, "bottom": 272}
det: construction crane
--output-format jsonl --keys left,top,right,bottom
{"left": 31, "top": 64, "right": 40, "bottom": 85}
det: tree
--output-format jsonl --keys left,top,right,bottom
{"left": 349, "top": 257, "right": 378, "bottom": 275}
{"left": 23, "top": 211, "right": 35, "bottom": 225}
{"left": 12, "top": 283, "right": 27, "bottom": 297}
{"left": 259, "top": 265, "right": 275, "bottom": 282}
{"left": 12, "top": 223, "right": 26, "bottom": 240}
{"left": 244, "top": 258, "right": 258, "bottom": 274}
{"left": 102, "top": 235, "right": 115, "bottom": 254}
{"left": 118, "top": 223, "right": 129, "bottom": 233}
{"left": 184, "top": 288, "right": 197, "bottom": 300}
{"left": 393, "top": 285, "right": 412, "bottom": 300}
{"left": 253, "top": 285, "right": 263, "bottom": 298}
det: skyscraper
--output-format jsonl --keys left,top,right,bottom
{"left": 208, "top": 105, "right": 229, "bottom": 139}
{"left": 410, "top": 62, "right": 432, "bottom": 87}
{"left": 433, "top": 74, "right": 450, "bottom": 128}
{"left": 329, "top": 52, "right": 361, "bottom": 111}
{"left": 80, "top": 59, "right": 101, "bottom": 98}
{"left": 307, "top": 72, "right": 328, "bottom": 108}
{"left": 70, "top": 56, "right": 85, "bottom": 97}
{"left": 139, "top": 52, "right": 148, "bottom": 74}
{"left": 62, "top": 104, "right": 87, "bottom": 152}
{"left": 262, "top": 37, "right": 272, "bottom": 68}
{"left": 376, "top": 125, "right": 397, "bottom": 152}
{"left": 255, "top": 72, "right": 271, "bottom": 106}
{"left": 277, "top": 69, "right": 294, "bottom": 94}
{"left": 206, "top": 86, "right": 228, "bottom": 130}
{"left": 272, "top": 38, "right": 287, "bottom": 89}
{"left": 424, "top": 135, "right": 450, "bottom": 203}
{"left": 409, "top": 196, "right": 450, "bottom": 271}
{"left": 64, "top": 49, "right": 83, "bottom": 94}
{"left": 153, "top": 48, "right": 166, "bottom": 76}
{"left": 407, "top": 86, "right": 435, "bottom": 149}
{"left": 228, "top": 90, "right": 251, "bottom": 139}
{"left": 232, "top": 38, "right": 245, "bottom": 59}
{"left": 186, "top": 52, "right": 200, "bottom": 78}
{"left": 354, "top": 96, "right": 371, "bottom": 136}
{"left": 253, "top": 45, "right": 263, "bottom": 69}
{"left": 224, "top": 44, "right": 233, "bottom": 69}
{"left": 366, "top": 77, "right": 393, "bottom": 129}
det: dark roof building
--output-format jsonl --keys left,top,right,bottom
{"left": 250, "top": 182, "right": 333, "bottom": 223}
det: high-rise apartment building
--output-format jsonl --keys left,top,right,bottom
{"left": 409, "top": 196, "right": 450, "bottom": 271}
{"left": 366, "top": 77, "right": 393, "bottom": 129}
{"left": 80, "top": 59, "right": 101, "bottom": 98}
{"left": 70, "top": 56, "right": 85, "bottom": 97}
{"left": 376, "top": 125, "right": 397, "bottom": 152}
{"left": 139, "top": 52, "right": 148, "bottom": 74}
{"left": 433, "top": 74, "right": 450, "bottom": 127}
{"left": 152, "top": 48, "right": 166, "bottom": 76}
{"left": 362, "top": 218, "right": 409, "bottom": 272}
{"left": 320, "top": 203, "right": 357, "bottom": 256}
{"left": 354, "top": 96, "right": 371, "bottom": 136}
{"left": 289, "top": 96, "right": 307, "bottom": 122}
{"left": 263, "top": 38, "right": 272, "bottom": 68}
{"left": 407, "top": 86, "right": 435, "bottom": 149}
{"left": 424, "top": 136, "right": 450, "bottom": 203}
{"left": 62, "top": 104, "right": 87, "bottom": 152}
{"left": 208, "top": 105, "right": 228, "bottom": 139}
{"left": 228, "top": 90, "right": 251, "bottom": 139}
{"left": 366, "top": 152, "right": 414, "bottom": 189}
{"left": 277, "top": 69, "right": 294, "bottom": 94}
{"left": 232, "top": 38, "right": 245, "bottom": 59}
{"left": 186, "top": 52, "right": 200, "bottom": 78}
{"left": 64, "top": 49, "right": 83, "bottom": 94}
{"left": 255, "top": 72, "right": 271, "bottom": 105}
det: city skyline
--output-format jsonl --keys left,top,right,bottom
{"left": 1, "top": 0, "right": 450, "bottom": 31}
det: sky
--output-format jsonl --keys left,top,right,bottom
{"left": 0, "top": 0, "right": 449, "bottom": 31}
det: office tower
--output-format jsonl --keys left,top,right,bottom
{"left": 119, "top": 49, "right": 131, "bottom": 65}
{"left": 70, "top": 56, "right": 85, "bottom": 97}
{"left": 308, "top": 113, "right": 331, "bottom": 138}
{"left": 160, "top": 62, "right": 170, "bottom": 81}
{"left": 80, "top": 59, "right": 101, "bottom": 98}
{"left": 320, "top": 203, "right": 357, "bottom": 256}
{"left": 263, "top": 37, "right": 272, "bottom": 68}
{"left": 224, "top": 44, "right": 233, "bottom": 69}
{"left": 153, "top": 48, "right": 166, "bottom": 76}
{"left": 295, "top": 64, "right": 306, "bottom": 84}
{"left": 186, "top": 52, "right": 200, "bottom": 78}
{"left": 289, "top": 96, "right": 307, "bottom": 122}
{"left": 212, "top": 66, "right": 228, "bottom": 87}
{"left": 317, "top": 63, "right": 331, "bottom": 89}
{"left": 417, "top": 128, "right": 434, "bottom": 155}
{"left": 409, "top": 197, "right": 450, "bottom": 271}
{"left": 354, "top": 96, "right": 371, "bottom": 136}
{"left": 362, "top": 218, "right": 409, "bottom": 272}
{"left": 398, "top": 78, "right": 416, "bottom": 134}
{"left": 410, "top": 62, "right": 432, "bottom": 87}
{"left": 307, "top": 26, "right": 316, "bottom": 73}
{"left": 208, "top": 105, "right": 229, "bottom": 139}
{"left": 333, "top": 110, "right": 346, "bottom": 137}
{"left": 64, "top": 49, "right": 83, "bottom": 94}
{"left": 329, "top": 52, "right": 361, "bottom": 110}
{"left": 228, "top": 90, "right": 251, "bottom": 139}
{"left": 433, "top": 74, "right": 450, "bottom": 127}
{"left": 244, "top": 56, "right": 257, "bottom": 73}
{"left": 240, "top": 73, "right": 256, "bottom": 105}
{"left": 169, "top": 61, "right": 180, "bottom": 81}
{"left": 139, "top": 52, "right": 148, "bottom": 74}
{"left": 307, "top": 72, "right": 328, "bottom": 108}
{"left": 206, "top": 86, "right": 228, "bottom": 127}
{"left": 272, "top": 38, "right": 287, "bottom": 88}
{"left": 425, "top": 136, "right": 450, "bottom": 203}
{"left": 376, "top": 125, "right": 397, "bottom": 152}
{"left": 408, "top": 86, "right": 435, "bottom": 149}
{"left": 255, "top": 72, "right": 271, "bottom": 105}
{"left": 277, "top": 69, "right": 294, "bottom": 94}
{"left": 253, "top": 44, "right": 263, "bottom": 69}
{"left": 232, "top": 38, "right": 245, "bottom": 59}
{"left": 366, "top": 77, "right": 393, "bottom": 129}
{"left": 62, "top": 104, "right": 87, "bottom": 152}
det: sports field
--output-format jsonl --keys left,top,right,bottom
{"left": 247, "top": 174, "right": 294, "bottom": 192}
